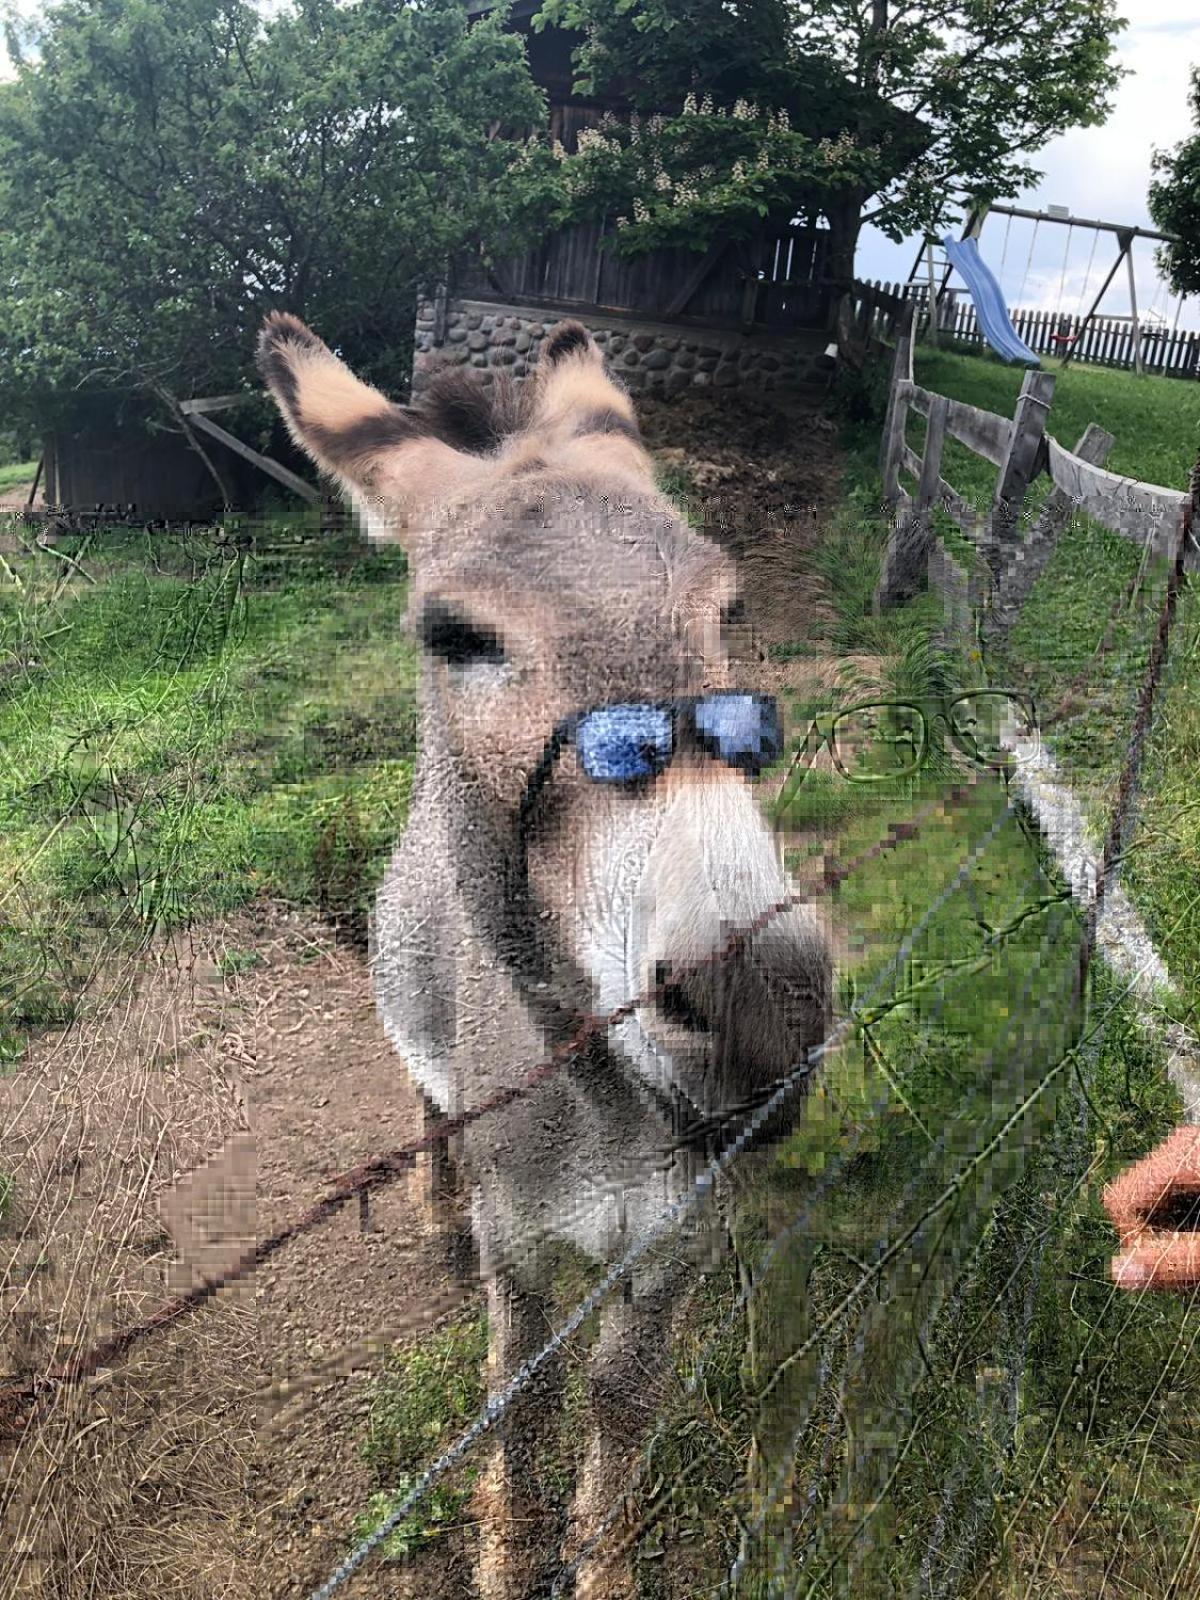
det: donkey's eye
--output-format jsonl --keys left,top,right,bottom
{"left": 421, "top": 603, "right": 506, "bottom": 667}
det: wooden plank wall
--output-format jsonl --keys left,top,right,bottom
{"left": 454, "top": 223, "right": 831, "bottom": 329}
{"left": 44, "top": 424, "right": 261, "bottom": 518}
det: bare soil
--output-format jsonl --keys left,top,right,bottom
{"left": 0, "top": 479, "right": 41, "bottom": 512}
{"left": 0, "top": 387, "right": 846, "bottom": 1600}
{"left": 1, "top": 900, "right": 477, "bottom": 1600}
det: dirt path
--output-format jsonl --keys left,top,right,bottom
{"left": 637, "top": 389, "right": 845, "bottom": 693}
{"left": 1, "top": 900, "right": 476, "bottom": 1600}
{"left": 0, "top": 480, "right": 40, "bottom": 512}
{"left": 1, "top": 387, "right": 845, "bottom": 1600}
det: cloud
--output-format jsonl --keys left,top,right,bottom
{"left": 858, "top": 8, "right": 1200, "bottom": 331}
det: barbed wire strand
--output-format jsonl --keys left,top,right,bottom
{"left": 0, "top": 782, "right": 984, "bottom": 1436}
{"left": 736, "top": 460, "right": 1197, "bottom": 1597}
{"left": 555, "top": 827, "right": 1051, "bottom": 1595}
{"left": 754, "top": 896, "right": 1076, "bottom": 1599}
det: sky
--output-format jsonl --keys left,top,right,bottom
{"left": 2, "top": 1, "right": 1198, "bottom": 330}
{"left": 856, "top": 1, "right": 1200, "bottom": 332}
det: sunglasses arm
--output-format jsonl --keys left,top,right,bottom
{"left": 771, "top": 720, "right": 824, "bottom": 823}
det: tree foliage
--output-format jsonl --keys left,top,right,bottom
{"left": 1149, "top": 66, "right": 1200, "bottom": 297}
{"left": 535, "top": 0, "right": 1128, "bottom": 267}
{"left": 0, "top": 0, "right": 555, "bottom": 433}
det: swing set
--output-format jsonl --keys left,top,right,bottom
{"left": 909, "top": 202, "right": 1189, "bottom": 376}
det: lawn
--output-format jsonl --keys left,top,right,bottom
{"left": 2, "top": 357, "right": 1197, "bottom": 1598}
{"left": 625, "top": 353, "right": 1200, "bottom": 1598}
{"left": 0, "top": 513, "right": 415, "bottom": 1059}
{"left": 900, "top": 346, "right": 1200, "bottom": 1011}
{"left": 0, "top": 458, "right": 38, "bottom": 494}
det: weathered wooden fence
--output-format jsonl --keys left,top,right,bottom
{"left": 876, "top": 302, "right": 1196, "bottom": 624}
{"left": 454, "top": 221, "right": 832, "bottom": 330}
{"left": 859, "top": 277, "right": 1200, "bottom": 379}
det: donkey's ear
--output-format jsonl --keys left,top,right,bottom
{"left": 541, "top": 320, "right": 597, "bottom": 368}
{"left": 532, "top": 318, "right": 641, "bottom": 441}
{"left": 255, "top": 312, "right": 431, "bottom": 493}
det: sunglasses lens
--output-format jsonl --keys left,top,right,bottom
{"left": 831, "top": 704, "right": 924, "bottom": 780}
{"left": 950, "top": 692, "right": 1039, "bottom": 767}
{"left": 576, "top": 705, "right": 673, "bottom": 783}
{"left": 694, "top": 693, "right": 783, "bottom": 773}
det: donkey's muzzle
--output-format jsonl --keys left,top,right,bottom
{"left": 647, "top": 911, "right": 831, "bottom": 1112}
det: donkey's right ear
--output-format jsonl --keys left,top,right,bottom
{"left": 255, "top": 312, "right": 433, "bottom": 496}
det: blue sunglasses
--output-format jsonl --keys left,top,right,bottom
{"left": 520, "top": 692, "right": 784, "bottom": 833}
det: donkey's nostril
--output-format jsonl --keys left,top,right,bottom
{"left": 653, "top": 962, "right": 710, "bottom": 1033}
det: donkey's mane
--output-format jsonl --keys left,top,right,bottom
{"left": 415, "top": 364, "right": 534, "bottom": 456}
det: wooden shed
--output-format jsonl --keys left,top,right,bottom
{"left": 419, "top": 5, "right": 928, "bottom": 393}
{"left": 460, "top": 0, "right": 836, "bottom": 334}
{"left": 41, "top": 418, "right": 263, "bottom": 522}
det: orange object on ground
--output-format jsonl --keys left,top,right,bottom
{"left": 1103, "top": 1124, "right": 1200, "bottom": 1291}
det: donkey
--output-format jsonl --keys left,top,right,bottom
{"left": 257, "top": 312, "right": 833, "bottom": 1597}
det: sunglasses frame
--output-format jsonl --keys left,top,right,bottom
{"left": 519, "top": 689, "right": 784, "bottom": 836}
{"left": 773, "top": 689, "right": 1039, "bottom": 815}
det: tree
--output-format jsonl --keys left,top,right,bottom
{"left": 1149, "top": 66, "right": 1200, "bottom": 296}
{"left": 0, "top": 0, "right": 554, "bottom": 440}
{"left": 535, "top": 0, "right": 1127, "bottom": 296}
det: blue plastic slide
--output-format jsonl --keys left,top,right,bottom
{"left": 940, "top": 235, "right": 1040, "bottom": 367}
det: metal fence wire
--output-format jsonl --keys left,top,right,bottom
{"left": 305, "top": 471, "right": 1192, "bottom": 1597}
{"left": 5, "top": 457, "right": 1194, "bottom": 1600}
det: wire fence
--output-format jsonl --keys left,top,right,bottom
{"left": 316, "top": 489, "right": 1180, "bottom": 1584}
{"left": 5, "top": 446, "right": 1196, "bottom": 1600}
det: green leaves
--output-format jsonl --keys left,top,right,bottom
{"left": 0, "top": 0, "right": 550, "bottom": 431}
{"left": 540, "top": 0, "right": 1126, "bottom": 260}
{"left": 1149, "top": 67, "right": 1200, "bottom": 296}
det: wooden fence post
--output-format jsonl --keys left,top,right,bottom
{"left": 985, "top": 423, "right": 1115, "bottom": 641}
{"left": 981, "top": 368, "right": 1056, "bottom": 585}
{"left": 876, "top": 392, "right": 950, "bottom": 611}
{"left": 878, "top": 301, "right": 915, "bottom": 484}
{"left": 24, "top": 453, "right": 44, "bottom": 511}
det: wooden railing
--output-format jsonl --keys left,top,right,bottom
{"left": 876, "top": 303, "right": 1195, "bottom": 620}
{"left": 858, "top": 278, "right": 1200, "bottom": 380}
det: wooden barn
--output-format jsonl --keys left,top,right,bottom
{"left": 413, "top": 3, "right": 929, "bottom": 395}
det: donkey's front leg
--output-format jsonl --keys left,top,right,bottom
{"left": 569, "top": 1258, "right": 692, "bottom": 1599}
{"left": 475, "top": 1268, "right": 565, "bottom": 1600}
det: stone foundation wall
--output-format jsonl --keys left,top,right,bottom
{"left": 412, "top": 296, "right": 829, "bottom": 398}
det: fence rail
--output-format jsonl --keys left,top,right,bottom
{"left": 875, "top": 301, "right": 1195, "bottom": 617}
{"left": 859, "top": 276, "right": 1200, "bottom": 379}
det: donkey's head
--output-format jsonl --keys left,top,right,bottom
{"left": 258, "top": 314, "right": 830, "bottom": 1123}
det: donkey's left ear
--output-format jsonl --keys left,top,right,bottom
{"left": 255, "top": 312, "right": 431, "bottom": 494}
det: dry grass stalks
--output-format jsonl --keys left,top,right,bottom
{"left": 1, "top": 924, "right": 257, "bottom": 1600}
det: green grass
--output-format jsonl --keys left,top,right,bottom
{"left": 897, "top": 346, "right": 1200, "bottom": 1009}
{"left": 4, "top": 369, "right": 1197, "bottom": 1594}
{"left": 358, "top": 1313, "right": 488, "bottom": 1561}
{"left": 630, "top": 353, "right": 1200, "bottom": 1597}
{"left": 0, "top": 458, "right": 37, "bottom": 494}
{"left": 0, "top": 514, "right": 415, "bottom": 1052}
